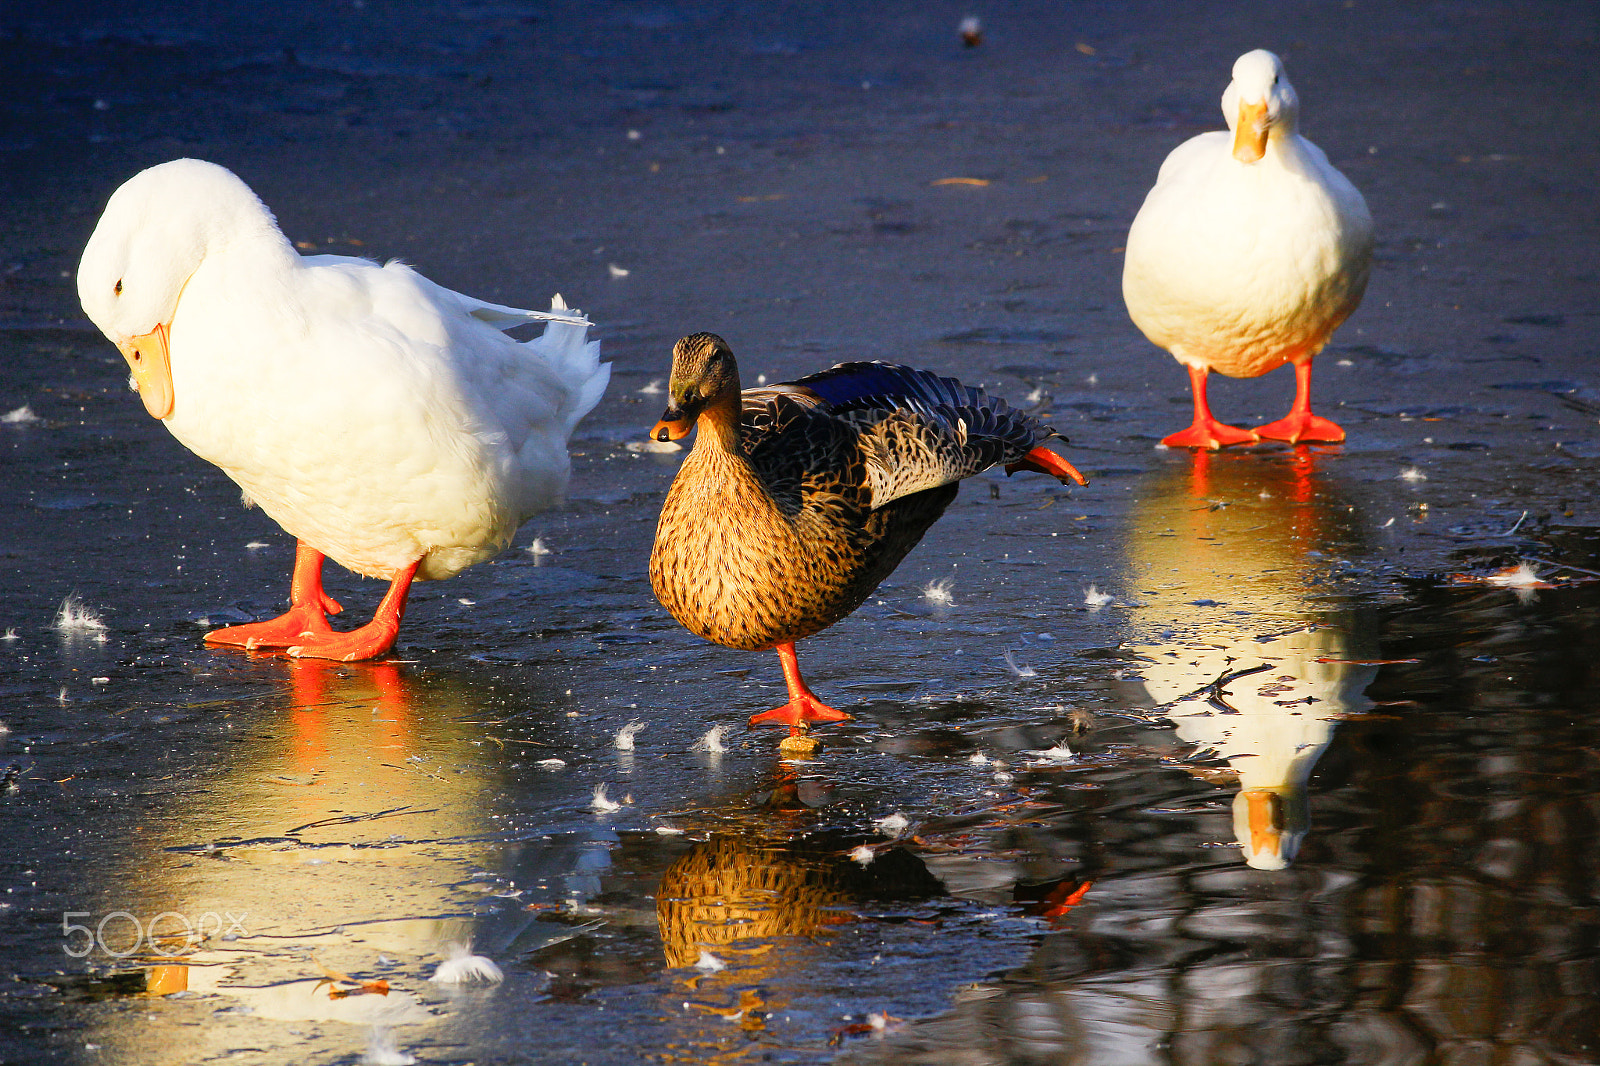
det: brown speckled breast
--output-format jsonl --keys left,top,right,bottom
{"left": 650, "top": 438, "right": 956, "bottom": 652}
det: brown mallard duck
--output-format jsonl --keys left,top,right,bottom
{"left": 649, "top": 332, "right": 1087, "bottom": 740}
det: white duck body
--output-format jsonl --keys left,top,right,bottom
{"left": 1123, "top": 50, "right": 1374, "bottom": 380}
{"left": 79, "top": 159, "right": 609, "bottom": 584}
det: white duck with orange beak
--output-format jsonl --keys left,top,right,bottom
{"left": 1123, "top": 49, "right": 1374, "bottom": 449}
{"left": 78, "top": 159, "right": 609, "bottom": 660}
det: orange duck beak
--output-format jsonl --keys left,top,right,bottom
{"left": 118, "top": 323, "right": 175, "bottom": 419}
{"left": 652, "top": 405, "right": 696, "bottom": 442}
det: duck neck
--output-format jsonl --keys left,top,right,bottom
{"left": 693, "top": 390, "right": 743, "bottom": 454}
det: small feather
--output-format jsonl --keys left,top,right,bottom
{"left": 874, "top": 812, "right": 910, "bottom": 838}
{"left": 591, "top": 784, "right": 622, "bottom": 812}
{"left": 1002, "top": 650, "right": 1036, "bottom": 677}
{"left": 55, "top": 594, "right": 107, "bottom": 634}
{"left": 614, "top": 720, "right": 647, "bottom": 751}
{"left": 429, "top": 942, "right": 503, "bottom": 985}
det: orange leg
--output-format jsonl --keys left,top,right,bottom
{"left": 748, "top": 642, "right": 852, "bottom": 736}
{"left": 1005, "top": 446, "right": 1089, "bottom": 486}
{"left": 1162, "top": 364, "right": 1258, "bottom": 450}
{"left": 287, "top": 559, "right": 418, "bottom": 662}
{"left": 1253, "top": 360, "right": 1345, "bottom": 443}
{"left": 205, "top": 542, "right": 340, "bottom": 650}
{"left": 204, "top": 542, "right": 417, "bottom": 662}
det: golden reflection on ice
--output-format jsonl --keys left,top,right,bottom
{"left": 653, "top": 826, "right": 940, "bottom": 1061}
{"left": 1126, "top": 449, "right": 1376, "bottom": 869}
{"left": 80, "top": 660, "right": 509, "bottom": 1059}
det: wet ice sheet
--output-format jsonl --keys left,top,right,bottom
{"left": 4, "top": 0, "right": 1600, "bottom": 1062}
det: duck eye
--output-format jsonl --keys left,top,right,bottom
{"left": 113, "top": 279, "right": 123, "bottom": 296}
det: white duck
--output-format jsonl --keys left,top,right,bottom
{"left": 1123, "top": 49, "right": 1374, "bottom": 449}
{"left": 78, "top": 159, "right": 610, "bottom": 661}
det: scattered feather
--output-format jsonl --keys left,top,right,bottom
{"left": 1452, "top": 562, "right": 1552, "bottom": 604}
{"left": 362, "top": 1027, "right": 416, "bottom": 1066}
{"left": 849, "top": 845, "right": 877, "bottom": 867}
{"left": 537, "top": 758, "right": 567, "bottom": 769}
{"left": 591, "top": 784, "right": 622, "bottom": 812}
{"left": 1029, "top": 742, "right": 1076, "bottom": 764}
{"left": 921, "top": 576, "right": 956, "bottom": 608}
{"left": 958, "top": 15, "right": 982, "bottom": 47}
{"left": 1, "top": 628, "right": 17, "bottom": 641}
{"left": 638, "top": 379, "right": 664, "bottom": 396}
{"left": 607, "top": 263, "right": 630, "bottom": 278}
{"left": 1083, "top": 585, "right": 1114, "bottom": 608}
{"left": 967, "top": 752, "right": 990, "bottom": 766}
{"left": 429, "top": 942, "right": 503, "bottom": 985}
{"left": 873, "top": 812, "right": 910, "bottom": 838}
{"left": 1399, "top": 467, "right": 1427, "bottom": 482}
{"left": 693, "top": 950, "right": 726, "bottom": 973}
{"left": 2, "top": 405, "right": 38, "bottom": 424}
{"left": 55, "top": 595, "right": 107, "bottom": 636}
{"left": 655, "top": 824, "right": 686, "bottom": 835}
{"left": 1002, "top": 650, "right": 1036, "bottom": 678}
{"left": 693, "top": 725, "right": 727, "bottom": 752}
{"left": 614, "top": 720, "right": 647, "bottom": 751}
{"left": 245, "top": 540, "right": 269, "bottom": 550}
{"left": 526, "top": 538, "right": 552, "bottom": 556}
{"left": 1484, "top": 562, "right": 1547, "bottom": 589}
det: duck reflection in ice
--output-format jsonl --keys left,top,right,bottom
{"left": 73, "top": 660, "right": 522, "bottom": 1059}
{"left": 656, "top": 829, "right": 941, "bottom": 968}
{"left": 1125, "top": 449, "right": 1376, "bottom": 869}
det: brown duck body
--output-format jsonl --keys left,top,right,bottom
{"left": 647, "top": 334, "right": 1085, "bottom": 739}
{"left": 650, "top": 428, "right": 956, "bottom": 651}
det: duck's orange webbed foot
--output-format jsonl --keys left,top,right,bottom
{"left": 205, "top": 542, "right": 343, "bottom": 650}
{"left": 748, "top": 695, "right": 852, "bottom": 735}
{"left": 1005, "top": 446, "right": 1089, "bottom": 486}
{"left": 285, "top": 621, "right": 403, "bottom": 662}
{"left": 206, "top": 545, "right": 418, "bottom": 663}
{"left": 1254, "top": 360, "right": 1343, "bottom": 443}
{"left": 205, "top": 601, "right": 338, "bottom": 650}
{"left": 752, "top": 641, "right": 852, "bottom": 737}
{"left": 1164, "top": 363, "right": 1258, "bottom": 449}
{"left": 1161, "top": 419, "right": 1258, "bottom": 450}
{"left": 1253, "top": 410, "right": 1345, "bottom": 443}
{"left": 287, "top": 558, "right": 419, "bottom": 662}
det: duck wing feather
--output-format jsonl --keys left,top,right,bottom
{"left": 740, "top": 361, "right": 1062, "bottom": 511}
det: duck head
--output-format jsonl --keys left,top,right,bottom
{"left": 1221, "top": 49, "right": 1300, "bottom": 164}
{"left": 1234, "top": 785, "right": 1309, "bottom": 871}
{"left": 78, "top": 158, "right": 283, "bottom": 419}
{"left": 651, "top": 332, "right": 742, "bottom": 442}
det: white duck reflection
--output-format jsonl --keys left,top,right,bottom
{"left": 74, "top": 660, "right": 521, "bottom": 1060}
{"left": 1125, "top": 450, "right": 1375, "bottom": 869}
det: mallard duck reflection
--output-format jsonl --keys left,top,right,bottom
{"left": 657, "top": 832, "right": 941, "bottom": 970}
{"left": 1126, "top": 450, "right": 1375, "bottom": 869}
